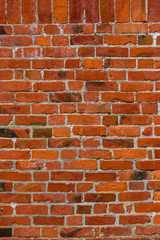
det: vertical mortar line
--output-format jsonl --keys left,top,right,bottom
{"left": 51, "top": 0, "right": 54, "bottom": 23}
{"left": 67, "top": 0, "right": 69, "bottom": 23}
{"left": 20, "top": 0, "right": 22, "bottom": 24}
{"left": 130, "top": 0, "right": 132, "bottom": 22}
{"left": 114, "top": 0, "right": 116, "bottom": 23}
{"left": 35, "top": 0, "right": 38, "bottom": 24}
{"left": 5, "top": 0, "right": 7, "bottom": 24}
{"left": 145, "top": 0, "right": 148, "bottom": 22}
{"left": 99, "top": 0, "right": 101, "bottom": 24}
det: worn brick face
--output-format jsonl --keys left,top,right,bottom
{"left": 0, "top": 0, "right": 159, "bottom": 239}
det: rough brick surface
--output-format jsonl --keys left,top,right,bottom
{"left": 0, "top": 0, "right": 160, "bottom": 239}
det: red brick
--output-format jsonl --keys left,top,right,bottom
{"left": 67, "top": 216, "right": 83, "bottom": 226}
{"left": 44, "top": 71, "right": 74, "bottom": 80}
{"left": 82, "top": 138, "right": 100, "bottom": 148}
{"left": 101, "top": 227, "right": 132, "bottom": 236}
{"left": 49, "top": 115, "right": 65, "bottom": 125}
{"left": 14, "top": 25, "right": 42, "bottom": 35}
{"left": 79, "top": 149, "right": 111, "bottom": 159}
{"left": 14, "top": 183, "right": 46, "bottom": 192}
{"left": 44, "top": 25, "right": 60, "bottom": 34}
{"left": 129, "top": 182, "right": 145, "bottom": 190}
{"left": 0, "top": 172, "right": 31, "bottom": 181}
{"left": 107, "top": 126, "right": 140, "bottom": 136}
{"left": 116, "top": 0, "right": 130, "bottom": 23}
{"left": 131, "top": 47, "right": 160, "bottom": 57}
{"left": 67, "top": 193, "right": 83, "bottom": 203}
{"left": 15, "top": 139, "right": 46, "bottom": 149}
{"left": 0, "top": 115, "right": 12, "bottom": 125}
{"left": 142, "top": 104, "right": 158, "bottom": 114}
{"left": 34, "top": 216, "right": 64, "bottom": 226}
{"left": 96, "top": 24, "right": 112, "bottom": 33}
{"left": 102, "top": 92, "right": 133, "bottom": 102}
{"left": 49, "top": 138, "right": 80, "bottom": 148}
{"left": 63, "top": 24, "right": 94, "bottom": 34}
{"left": 42, "top": 228, "right": 58, "bottom": 237}
{"left": 101, "top": 161, "right": 132, "bottom": 170}
{"left": 85, "top": 172, "right": 116, "bottom": 182}
{"left": 109, "top": 204, "right": 125, "bottom": 213}
{"left": 121, "top": 82, "right": 153, "bottom": 91}
{"left": 0, "top": 206, "right": 13, "bottom": 215}
{"left": 71, "top": 35, "right": 102, "bottom": 45}
{"left": 32, "top": 59, "right": 64, "bottom": 69}
{"left": 0, "top": 0, "right": 5, "bottom": 24}
{"left": 65, "top": 59, "right": 80, "bottom": 69}
{"left": 119, "top": 192, "right": 150, "bottom": 201}
{"left": 120, "top": 115, "right": 152, "bottom": 125}
{"left": 0, "top": 216, "right": 30, "bottom": 226}
{"left": 115, "top": 23, "right": 148, "bottom": 33}
{"left": 148, "top": 0, "right": 160, "bottom": 22}
{"left": 16, "top": 161, "right": 43, "bottom": 170}
{"left": 16, "top": 93, "right": 47, "bottom": 103}
{"left": 14, "top": 227, "right": 40, "bottom": 237}
{"left": 0, "top": 162, "right": 12, "bottom": 170}
{"left": 100, "top": 0, "right": 114, "bottom": 22}
{"left": 114, "top": 149, "right": 146, "bottom": 159}
{"left": 69, "top": 0, "right": 83, "bottom": 23}
{"left": 45, "top": 161, "right": 61, "bottom": 170}
{"left": 132, "top": 0, "right": 145, "bottom": 22}
{"left": 60, "top": 227, "right": 93, "bottom": 238}
{"left": 34, "top": 172, "right": 49, "bottom": 181}
{"left": 51, "top": 205, "right": 74, "bottom": 215}
{"left": 36, "top": 81, "right": 65, "bottom": 92}
{"left": 22, "top": 0, "right": 36, "bottom": 23}
{"left": 60, "top": 103, "right": 76, "bottom": 113}
{"left": 16, "top": 205, "right": 47, "bottom": 215}
{"left": 77, "top": 183, "right": 93, "bottom": 192}
{"left": 52, "top": 35, "right": 68, "bottom": 46}
{"left": 38, "top": 0, "right": 52, "bottom": 23}
{"left": 84, "top": 0, "right": 99, "bottom": 23}
{"left": 113, "top": 104, "right": 140, "bottom": 114}
{"left": 86, "top": 216, "right": 115, "bottom": 225}
{"left": 64, "top": 160, "right": 97, "bottom": 170}
{"left": 97, "top": 47, "right": 128, "bottom": 57}
{"left": 68, "top": 115, "right": 100, "bottom": 125}
{"left": 34, "top": 37, "right": 50, "bottom": 46}
{"left": 44, "top": 47, "right": 75, "bottom": 57}
{"left": 107, "top": 59, "right": 136, "bottom": 68}
{"left": 138, "top": 35, "right": 153, "bottom": 45}
{"left": 138, "top": 138, "right": 160, "bottom": 147}
{"left": 77, "top": 70, "right": 108, "bottom": 81}
{"left": 0, "top": 194, "right": 31, "bottom": 203}
{"left": 73, "top": 126, "right": 106, "bottom": 136}
{"left": 83, "top": 59, "right": 103, "bottom": 69}
{"left": 78, "top": 47, "right": 94, "bottom": 57}
{"left": 135, "top": 203, "right": 160, "bottom": 213}
{"left": 51, "top": 171, "right": 82, "bottom": 181}
{"left": 32, "top": 150, "right": 59, "bottom": 160}
{"left": 33, "top": 194, "right": 65, "bottom": 203}
{"left": 0, "top": 151, "right": 30, "bottom": 160}
{"left": 15, "top": 116, "right": 46, "bottom": 125}
{"left": 60, "top": 149, "right": 77, "bottom": 159}
{"left": 48, "top": 183, "right": 75, "bottom": 192}
{"left": 0, "top": 59, "right": 30, "bottom": 68}
{"left": 53, "top": 0, "right": 68, "bottom": 23}
{"left": 54, "top": 127, "right": 70, "bottom": 137}
{"left": 96, "top": 182, "right": 127, "bottom": 192}
{"left": 7, "top": 0, "right": 21, "bottom": 24}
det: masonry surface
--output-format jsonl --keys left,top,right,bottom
{"left": 1, "top": 0, "right": 160, "bottom": 239}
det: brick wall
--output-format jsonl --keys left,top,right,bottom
{"left": 0, "top": 0, "right": 160, "bottom": 238}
